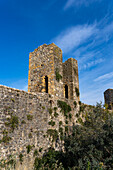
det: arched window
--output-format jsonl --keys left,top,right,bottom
{"left": 45, "top": 76, "right": 48, "bottom": 93}
{"left": 65, "top": 85, "right": 68, "bottom": 99}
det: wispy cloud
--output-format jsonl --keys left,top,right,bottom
{"left": 80, "top": 58, "right": 104, "bottom": 70}
{"left": 53, "top": 21, "right": 113, "bottom": 55}
{"left": 53, "top": 24, "right": 97, "bottom": 54}
{"left": 64, "top": 0, "right": 75, "bottom": 10}
{"left": 64, "top": 0, "right": 103, "bottom": 10}
{"left": 52, "top": 21, "right": 113, "bottom": 71}
{"left": 94, "top": 72, "right": 113, "bottom": 82}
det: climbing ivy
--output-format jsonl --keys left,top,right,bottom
{"left": 47, "top": 129, "right": 58, "bottom": 142}
{"left": 26, "top": 145, "right": 32, "bottom": 154}
{"left": 19, "top": 154, "right": 23, "bottom": 164}
{"left": 55, "top": 68, "right": 62, "bottom": 82}
{"left": 75, "top": 87, "right": 80, "bottom": 97}
{"left": 48, "top": 120, "right": 55, "bottom": 126}
{"left": 57, "top": 100, "right": 71, "bottom": 118}
{"left": 4, "top": 115, "right": 19, "bottom": 131}
{"left": 48, "top": 108, "right": 52, "bottom": 116}
{"left": 74, "top": 101, "right": 77, "bottom": 107}
{"left": 0, "top": 155, "right": 16, "bottom": 169}
{"left": 27, "top": 114, "right": 33, "bottom": 121}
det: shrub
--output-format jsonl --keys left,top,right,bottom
{"left": 54, "top": 107, "right": 57, "bottom": 111}
{"left": 77, "top": 117, "right": 83, "bottom": 125}
{"left": 34, "top": 148, "right": 63, "bottom": 169}
{"left": 7, "top": 155, "right": 16, "bottom": 168}
{"left": 54, "top": 112, "right": 59, "bottom": 118}
{"left": 65, "top": 126, "right": 68, "bottom": 133}
{"left": 48, "top": 120, "right": 55, "bottom": 126}
{"left": 27, "top": 114, "right": 33, "bottom": 121}
{"left": 47, "top": 129, "right": 58, "bottom": 142}
{"left": 10, "top": 115, "right": 19, "bottom": 130}
{"left": 33, "top": 102, "right": 113, "bottom": 169}
{"left": 34, "top": 149, "right": 38, "bottom": 157}
{"left": 57, "top": 100, "right": 71, "bottom": 118}
{"left": 74, "top": 101, "right": 77, "bottom": 107}
{"left": 4, "top": 115, "right": 19, "bottom": 131}
{"left": 59, "top": 127, "right": 63, "bottom": 135}
{"left": 0, "top": 135, "right": 11, "bottom": 143}
{"left": 80, "top": 105, "right": 85, "bottom": 112}
{"left": 0, "top": 155, "right": 16, "bottom": 168}
{"left": 2, "top": 129, "right": 8, "bottom": 135}
{"left": 48, "top": 108, "right": 52, "bottom": 115}
{"left": 69, "top": 113, "right": 72, "bottom": 120}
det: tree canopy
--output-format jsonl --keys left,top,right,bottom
{"left": 34, "top": 103, "right": 113, "bottom": 169}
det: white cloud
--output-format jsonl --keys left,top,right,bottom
{"left": 80, "top": 58, "right": 104, "bottom": 70}
{"left": 53, "top": 21, "right": 113, "bottom": 55}
{"left": 53, "top": 24, "right": 96, "bottom": 54}
{"left": 64, "top": 0, "right": 102, "bottom": 10}
{"left": 94, "top": 72, "right": 113, "bottom": 82}
{"left": 64, "top": 0, "right": 75, "bottom": 10}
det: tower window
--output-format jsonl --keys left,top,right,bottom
{"left": 45, "top": 76, "right": 48, "bottom": 93}
{"left": 65, "top": 85, "right": 68, "bottom": 99}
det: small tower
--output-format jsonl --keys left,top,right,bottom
{"left": 28, "top": 43, "right": 64, "bottom": 98}
{"left": 63, "top": 58, "right": 79, "bottom": 101}
{"left": 104, "top": 89, "right": 113, "bottom": 110}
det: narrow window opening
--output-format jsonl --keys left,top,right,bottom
{"left": 45, "top": 76, "right": 48, "bottom": 93}
{"left": 65, "top": 85, "right": 68, "bottom": 99}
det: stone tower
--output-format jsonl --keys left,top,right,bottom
{"left": 63, "top": 58, "right": 79, "bottom": 101}
{"left": 28, "top": 43, "right": 79, "bottom": 102}
{"left": 28, "top": 43, "right": 64, "bottom": 98}
{"left": 104, "top": 89, "right": 113, "bottom": 110}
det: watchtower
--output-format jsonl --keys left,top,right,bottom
{"left": 28, "top": 43, "right": 64, "bottom": 98}
{"left": 63, "top": 58, "right": 79, "bottom": 101}
{"left": 28, "top": 43, "right": 79, "bottom": 102}
{"left": 104, "top": 89, "right": 113, "bottom": 110}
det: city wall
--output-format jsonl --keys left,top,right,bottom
{"left": 0, "top": 85, "right": 79, "bottom": 169}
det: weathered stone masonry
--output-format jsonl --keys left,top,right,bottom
{"left": 0, "top": 43, "right": 80, "bottom": 169}
{"left": 28, "top": 43, "right": 79, "bottom": 101}
{"left": 104, "top": 89, "right": 113, "bottom": 110}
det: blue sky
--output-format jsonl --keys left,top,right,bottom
{"left": 0, "top": 0, "right": 113, "bottom": 105}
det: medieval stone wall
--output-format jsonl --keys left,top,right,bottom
{"left": 0, "top": 85, "right": 79, "bottom": 169}
{"left": 0, "top": 43, "right": 80, "bottom": 169}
